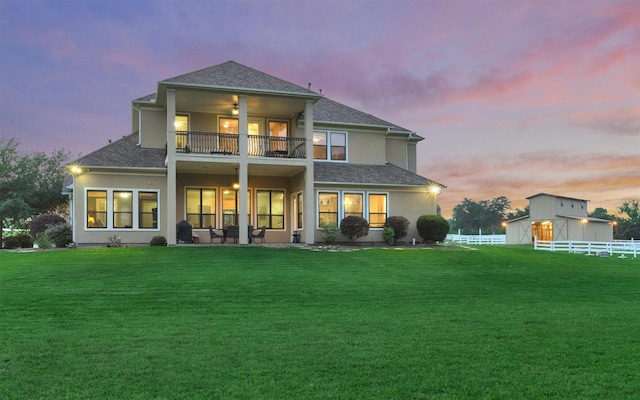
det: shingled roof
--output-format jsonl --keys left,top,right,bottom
{"left": 313, "top": 98, "right": 414, "bottom": 134}
{"left": 161, "top": 61, "right": 317, "bottom": 95}
{"left": 314, "top": 162, "right": 433, "bottom": 186}
{"left": 73, "top": 133, "right": 165, "bottom": 168}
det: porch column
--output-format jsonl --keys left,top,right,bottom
{"left": 303, "top": 99, "right": 315, "bottom": 244}
{"left": 166, "top": 89, "right": 177, "bottom": 245}
{"left": 238, "top": 95, "right": 249, "bottom": 244}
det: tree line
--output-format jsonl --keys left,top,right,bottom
{"left": 449, "top": 196, "right": 639, "bottom": 240}
{"left": 0, "top": 135, "right": 69, "bottom": 247}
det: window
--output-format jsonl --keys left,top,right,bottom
{"left": 318, "top": 192, "right": 338, "bottom": 226}
{"left": 87, "top": 190, "right": 107, "bottom": 228}
{"left": 269, "top": 121, "right": 288, "bottom": 137}
{"left": 219, "top": 118, "right": 261, "bottom": 135}
{"left": 313, "top": 131, "right": 346, "bottom": 161}
{"left": 344, "top": 193, "right": 363, "bottom": 218}
{"left": 139, "top": 192, "right": 158, "bottom": 229}
{"left": 175, "top": 115, "right": 189, "bottom": 150}
{"left": 368, "top": 194, "right": 387, "bottom": 228}
{"left": 257, "top": 190, "right": 285, "bottom": 229}
{"left": 222, "top": 189, "right": 251, "bottom": 228}
{"left": 86, "top": 189, "right": 159, "bottom": 230}
{"left": 113, "top": 191, "right": 133, "bottom": 229}
{"left": 186, "top": 188, "right": 216, "bottom": 228}
{"left": 296, "top": 192, "right": 303, "bottom": 229}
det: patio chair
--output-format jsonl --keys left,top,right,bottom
{"left": 226, "top": 225, "right": 240, "bottom": 243}
{"left": 209, "top": 227, "right": 225, "bottom": 244}
{"left": 251, "top": 227, "right": 266, "bottom": 243}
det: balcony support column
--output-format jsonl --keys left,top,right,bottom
{"left": 166, "top": 89, "right": 177, "bottom": 245}
{"left": 238, "top": 95, "right": 249, "bottom": 244}
{"left": 303, "top": 99, "right": 315, "bottom": 244}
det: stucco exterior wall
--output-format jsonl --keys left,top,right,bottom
{"left": 385, "top": 137, "right": 408, "bottom": 170}
{"left": 347, "top": 130, "right": 386, "bottom": 164}
{"left": 71, "top": 171, "right": 167, "bottom": 245}
{"left": 139, "top": 108, "right": 166, "bottom": 149}
{"left": 311, "top": 185, "right": 437, "bottom": 244}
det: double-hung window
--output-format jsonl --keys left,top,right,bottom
{"left": 113, "top": 191, "right": 133, "bottom": 229}
{"left": 256, "top": 190, "right": 285, "bottom": 229}
{"left": 139, "top": 192, "right": 158, "bottom": 229}
{"left": 87, "top": 190, "right": 107, "bottom": 228}
{"left": 318, "top": 192, "right": 339, "bottom": 226}
{"left": 313, "top": 131, "right": 346, "bottom": 161}
{"left": 368, "top": 193, "right": 387, "bottom": 228}
{"left": 343, "top": 193, "right": 363, "bottom": 218}
{"left": 186, "top": 188, "right": 216, "bottom": 228}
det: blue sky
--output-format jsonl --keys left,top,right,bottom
{"left": 1, "top": 0, "right": 638, "bottom": 217}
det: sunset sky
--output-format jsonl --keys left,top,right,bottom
{"left": 1, "top": 0, "right": 638, "bottom": 218}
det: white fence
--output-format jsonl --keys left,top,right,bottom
{"left": 446, "top": 234, "right": 506, "bottom": 245}
{"left": 534, "top": 238, "right": 638, "bottom": 258}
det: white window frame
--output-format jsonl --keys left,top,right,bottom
{"left": 84, "top": 188, "right": 161, "bottom": 231}
{"left": 313, "top": 130, "right": 347, "bottom": 162}
{"left": 316, "top": 190, "right": 389, "bottom": 229}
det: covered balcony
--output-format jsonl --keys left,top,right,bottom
{"left": 176, "top": 131, "right": 306, "bottom": 159}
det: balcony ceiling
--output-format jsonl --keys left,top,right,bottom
{"left": 174, "top": 89, "right": 307, "bottom": 119}
{"left": 176, "top": 160, "right": 305, "bottom": 178}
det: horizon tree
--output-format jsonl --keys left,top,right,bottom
{"left": 0, "top": 135, "right": 69, "bottom": 247}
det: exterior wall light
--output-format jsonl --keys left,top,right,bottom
{"left": 429, "top": 185, "right": 442, "bottom": 195}
{"left": 232, "top": 103, "right": 239, "bottom": 115}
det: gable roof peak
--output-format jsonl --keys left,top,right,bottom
{"left": 160, "top": 60, "right": 319, "bottom": 96}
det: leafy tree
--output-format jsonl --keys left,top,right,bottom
{"left": 616, "top": 200, "right": 640, "bottom": 240}
{"left": 506, "top": 205, "right": 529, "bottom": 220}
{"left": 451, "top": 196, "right": 511, "bottom": 234}
{"left": 588, "top": 207, "right": 614, "bottom": 220}
{"left": 0, "top": 135, "right": 69, "bottom": 247}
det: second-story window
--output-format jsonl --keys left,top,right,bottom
{"left": 313, "top": 131, "right": 346, "bottom": 161}
{"left": 175, "top": 115, "right": 189, "bottom": 150}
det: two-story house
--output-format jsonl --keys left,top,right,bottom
{"left": 505, "top": 193, "right": 614, "bottom": 244}
{"left": 65, "top": 61, "right": 444, "bottom": 245}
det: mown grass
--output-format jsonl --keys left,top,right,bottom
{"left": 1, "top": 245, "right": 639, "bottom": 399}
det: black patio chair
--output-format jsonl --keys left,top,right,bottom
{"left": 209, "top": 227, "right": 225, "bottom": 244}
{"left": 226, "top": 225, "right": 240, "bottom": 243}
{"left": 251, "top": 227, "right": 266, "bottom": 243}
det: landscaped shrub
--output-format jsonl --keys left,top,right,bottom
{"left": 35, "top": 233, "right": 53, "bottom": 249}
{"left": 320, "top": 222, "right": 339, "bottom": 245}
{"left": 150, "top": 236, "right": 167, "bottom": 246}
{"left": 107, "top": 235, "right": 122, "bottom": 248}
{"left": 416, "top": 215, "right": 450, "bottom": 243}
{"left": 29, "top": 214, "right": 66, "bottom": 239}
{"left": 4, "top": 237, "right": 20, "bottom": 249}
{"left": 383, "top": 216, "right": 410, "bottom": 245}
{"left": 340, "top": 216, "right": 370, "bottom": 243}
{"left": 5, "top": 234, "right": 33, "bottom": 248}
{"left": 45, "top": 223, "right": 73, "bottom": 248}
{"left": 382, "top": 227, "right": 395, "bottom": 245}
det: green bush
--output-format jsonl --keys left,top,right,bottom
{"left": 45, "top": 223, "right": 72, "bottom": 248}
{"left": 340, "top": 216, "right": 370, "bottom": 243}
{"left": 150, "top": 236, "right": 167, "bottom": 246}
{"left": 4, "top": 237, "right": 20, "bottom": 249}
{"left": 383, "top": 216, "right": 410, "bottom": 245}
{"left": 382, "top": 227, "right": 395, "bottom": 245}
{"left": 35, "top": 233, "right": 53, "bottom": 249}
{"left": 107, "top": 235, "right": 122, "bottom": 248}
{"left": 320, "top": 222, "right": 339, "bottom": 245}
{"left": 14, "top": 234, "right": 33, "bottom": 248}
{"left": 29, "top": 214, "right": 66, "bottom": 239}
{"left": 416, "top": 215, "right": 450, "bottom": 243}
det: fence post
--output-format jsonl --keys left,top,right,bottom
{"left": 534, "top": 236, "right": 538, "bottom": 250}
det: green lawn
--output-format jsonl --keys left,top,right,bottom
{"left": 1, "top": 245, "right": 639, "bottom": 399}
